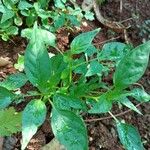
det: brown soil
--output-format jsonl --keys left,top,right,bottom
{"left": 0, "top": 0, "right": 150, "bottom": 150}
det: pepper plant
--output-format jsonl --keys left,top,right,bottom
{"left": 0, "top": 23, "right": 150, "bottom": 150}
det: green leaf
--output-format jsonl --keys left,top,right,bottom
{"left": 98, "top": 42, "right": 129, "bottom": 62}
{"left": 22, "top": 100, "right": 46, "bottom": 150}
{"left": 48, "top": 54, "right": 67, "bottom": 88}
{"left": 54, "top": 14, "right": 66, "bottom": 29}
{"left": 51, "top": 107, "right": 88, "bottom": 150}
{"left": 54, "top": 0, "right": 66, "bottom": 9}
{"left": 2, "top": 0, "right": 17, "bottom": 9}
{"left": 71, "top": 28, "right": 100, "bottom": 54}
{"left": 116, "top": 122, "right": 144, "bottom": 150}
{"left": 14, "top": 16, "right": 23, "bottom": 26}
{"left": 114, "top": 41, "right": 150, "bottom": 89}
{"left": 0, "top": 73, "right": 27, "bottom": 90}
{"left": 73, "top": 57, "right": 87, "bottom": 74}
{"left": 84, "top": 11, "right": 94, "bottom": 21}
{"left": 18, "top": 0, "right": 33, "bottom": 10}
{"left": 21, "top": 28, "right": 56, "bottom": 47}
{"left": 85, "top": 60, "right": 103, "bottom": 77}
{"left": 127, "top": 88, "right": 150, "bottom": 102}
{"left": 14, "top": 54, "right": 24, "bottom": 71}
{"left": 38, "top": 0, "right": 50, "bottom": 8}
{"left": 85, "top": 45, "right": 97, "bottom": 56}
{"left": 88, "top": 93, "right": 112, "bottom": 114}
{"left": 5, "top": 26, "right": 18, "bottom": 35}
{"left": 0, "top": 6, "right": 15, "bottom": 23}
{"left": 0, "top": 86, "right": 15, "bottom": 110}
{"left": 24, "top": 23, "right": 52, "bottom": 91}
{"left": 53, "top": 94, "right": 87, "bottom": 111}
{"left": 0, "top": 107, "right": 22, "bottom": 136}
{"left": 119, "top": 97, "right": 142, "bottom": 115}
{"left": 68, "top": 15, "right": 80, "bottom": 26}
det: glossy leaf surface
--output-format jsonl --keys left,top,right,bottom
{"left": 116, "top": 122, "right": 144, "bottom": 150}
{"left": 71, "top": 28, "right": 100, "bottom": 54}
{"left": 51, "top": 107, "right": 88, "bottom": 150}
{"left": 22, "top": 100, "right": 46, "bottom": 150}
{"left": 114, "top": 41, "right": 150, "bottom": 89}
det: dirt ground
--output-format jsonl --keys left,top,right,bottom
{"left": 0, "top": 0, "right": 150, "bottom": 150}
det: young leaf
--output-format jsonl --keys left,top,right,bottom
{"left": 119, "top": 97, "right": 142, "bottom": 115}
{"left": 54, "top": 0, "right": 66, "bottom": 9}
{"left": 53, "top": 94, "right": 87, "bottom": 111}
{"left": 14, "top": 54, "right": 24, "bottom": 71}
{"left": 0, "top": 73, "right": 27, "bottom": 90}
{"left": 21, "top": 28, "right": 56, "bottom": 47}
{"left": 0, "top": 86, "right": 15, "bottom": 110}
{"left": 71, "top": 28, "right": 100, "bottom": 54}
{"left": 98, "top": 42, "right": 129, "bottom": 62}
{"left": 88, "top": 93, "right": 112, "bottom": 114}
{"left": 116, "top": 122, "right": 144, "bottom": 150}
{"left": 85, "top": 60, "right": 103, "bottom": 77}
{"left": 22, "top": 100, "right": 46, "bottom": 150}
{"left": 38, "top": 0, "right": 50, "bottom": 8}
{"left": 18, "top": 0, "right": 33, "bottom": 10}
{"left": 51, "top": 107, "right": 88, "bottom": 150}
{"left": 114, "top": 41, "right": 150, "bottom": 89}
{"left": 127, "top": 88, "right": 150, "bottom": 102}
{"left": 24, "top": 23, "right": 52, "bottom": 91}
{"left": 0, "top": 107, "right": 22, "bottom": 136}
{"left": 0, "top": 6, "right": 15, "bottom": 23}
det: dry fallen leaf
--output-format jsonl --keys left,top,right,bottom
{"left": 0, "top": 57, "right": 11, "bottom": 67}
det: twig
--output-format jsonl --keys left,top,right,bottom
{"left": 94, "top": 36, "right": 121, "bottom": 46}
{"left": 85, "top": 103, "right": 142, "bottom": 122}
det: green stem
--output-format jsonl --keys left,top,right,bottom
{"left": 108, "top": 111, "right": 119, "bottom": 122}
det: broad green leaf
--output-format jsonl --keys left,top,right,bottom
{"left": 116, "top": 122, "right": 144, "bottom": 150}
{"left": 54, "top": 0, "right": 66, "bottom": 9}
{"left": 2, "top": 0, "right": 17, "bottom": 9}
{"left": 85, "top": 60, "right": 103, "bottom": 77}
{"left": 114, "top": 41, "right": 150, "bottom": 89}
{"left": 48, "top": 54, "right": 67, "bottom": 88}
{"left": 24, "top": 23, "right": 52, "bottom": 91}
{"left": 88, "top": 93, "right": 112, "bottom": 114}
{"left": 67, "top": 15, "right": 80, "bottom": 26}
{"left": 0, "top": 86, "right": 14, "bottom": 110}
{"left": 84, "top": 11, "right": 94, "bottom": 21}
{"left": 21, "top": 28, "right": 56, "bottom": 47}
{"left": 98, "top": 42, "right": 129, "bottom": 62}
{"left": 22, "top": 100, "right": 46, "bottom": 150}
{"left": 71, "top": 28, "right": 100, "bottom": 54}
{"left": 85, "top": 45, "right": 97, "bottom": 56}
{"left": 54, "top": 14, "right": 66, "bottom": 29}
{"left": 0, "top": 73, "right": 27, "bottom": 90}
{"left": 26, "top": 15, "right": 37, "bottom": 27}
{"left": 73, "top": 57, "right": 87, "bottom": 74}
{"left": 0, "top": 107, "right": 22, "bottom": 136}
{"left": 18, "top": 0, "right": 33, "bottom": 10}
{"left": 0, "top": 6, "right": 15, "bottom": 23}
{"left": 53, "top": 94, "right": 87, "bottom": 111}
{"left": 5, "top": 26, "right": 18, "bottom": 35}
{"left": 51, "top": 107, "right": 88, "bottom": 150}
{"left": 127, "top": 88, "right": 150, "bottom": 102}
{"left": 119, "top": 97, "right": 142, "bottom": 115}
{"left": 38, "top": 0, "right": 50, "bottom": 8}
{"left": 0, "top": 19, "right": 12, "bottom": 29}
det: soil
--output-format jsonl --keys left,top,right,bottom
{"left": 0, "top": 0, "right": 150, "bottom": 150}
